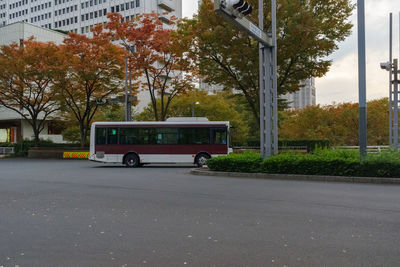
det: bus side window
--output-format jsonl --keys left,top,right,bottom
{"left": 107, "top": 128, "right": 118, "bottom": 145}
{"left": 212, "top": 128, "right": 227, "bottom": 145}
{"left": 195, "top": 127, "right": 210, "bottom": 144}
{"left": 96, "top": 128, "right": 106, "bottom": 145}
{"left": 120, "top": 128, "right": 138, "bottom": 145}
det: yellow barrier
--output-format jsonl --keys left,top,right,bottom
{"left": 63, "top": 152, "right": 90, "bottom": 159}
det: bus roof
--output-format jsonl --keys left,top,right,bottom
{"left": 92, "top": 121, "right": 230, "bottom": 126}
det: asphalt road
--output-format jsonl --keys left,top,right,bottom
{"left": 0, "top": 159, "right": 399, "bottom": 267}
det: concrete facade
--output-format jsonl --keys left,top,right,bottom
{"left": 0, "top": 21, "right": 65, "bottom": 45}
{"left": 0, "top": 0, "right": 182, "bottom": 34}
{"left": 282, "top": 78, "right": 316, "bottom": 109}
{"left": 0, "top": 107, "right": 65, "bottom": 143}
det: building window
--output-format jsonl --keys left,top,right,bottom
{"left": 136, "top": 0, "right": 139, "bottom": 7}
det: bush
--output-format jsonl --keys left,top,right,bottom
{"left": 4, "top": 140, "right": 86, "bottom": 157}
{"left": 359, "top": 151, "right": 400, "bottom": 177}
{"left": 206, "top": 152, "right": 262, "bottom": 173}
{"left": 207, "top": 149, "right": 400, "bottom": 178}
{"left": 261, "top": 149, "right": 360, "bottom": 176}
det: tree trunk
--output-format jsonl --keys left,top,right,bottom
{"left": 33, "top": 130, "right": 40, "bottom": 147}
{"left": 79, "top": 124, "right": 86, "bottom": 147}
{"left": 31, "top": 120, "right": 40, "bottom": 147}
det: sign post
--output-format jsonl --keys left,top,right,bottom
{"left": 214, "top": 0, "right": 278, "bottom": 158}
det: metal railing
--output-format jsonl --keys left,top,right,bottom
{"left": 0, "top": 147, "right": 15, "bottom": 154}
{"left": 334, "top": 146, "right": 391, "bottom": 153}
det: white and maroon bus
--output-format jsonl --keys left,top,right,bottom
{"left": 89, "top": 118, "right": 232, "bottom": 167}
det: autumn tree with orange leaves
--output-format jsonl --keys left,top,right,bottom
{"left": 0, "top": 39, "right": 63, "bottom": 146}
{"left": 57, "top": 25, "right": 125, "bottom": 146}
{"left": 106, "top": 12, "right": 197, "bottom": 121}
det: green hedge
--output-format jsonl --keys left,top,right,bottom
{"left": 207, "top": 149, "right": 400, "bottom": 178}
{"left": 206, "top": 152, "right": 262, "bottom": 173}
{"left": 1, "top": 140, "right": 85, "bottom": 157}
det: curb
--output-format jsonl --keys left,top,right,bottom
{"left": 190, "top": 168, "right": 400, "bottom": 185}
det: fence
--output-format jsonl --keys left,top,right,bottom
{"left": 233, "top": 146, "right": 308, "bottom": 154}
{"left": 334, "top": 146, "right": 391, "bottom": 153}
{"left": 0, "top": 147, "right": 15, "bottom": 154}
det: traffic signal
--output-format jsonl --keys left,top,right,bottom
{"left": 225, "top": 0, "right": 253, "bottom": 18}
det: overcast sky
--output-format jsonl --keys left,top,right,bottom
{"left": 182, "top": 0, "right": 400, "bottom": 105}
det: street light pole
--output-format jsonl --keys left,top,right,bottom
{"left": 389, "top": 13, "right": 393, "bottom": 147}
{"left": 124, "top": 55, "right": 129, "bottom": 122}
{"left": 192, "top": 101, "right": 199, "bottom": 117}
{"left": 357, "top": 0, "right": 367, "bottom": 157}
{"left": 393, "top": 59, "right": 399, "bottom": 150}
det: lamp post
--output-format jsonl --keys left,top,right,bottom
{"left": 381, "top": 59, "right": 399, "bottom": 150}
{"left": 357, "top": 0, "right": 367, "bottom": 157}
{"left": 192, "top": 101, "right": 200, "bottom": 117}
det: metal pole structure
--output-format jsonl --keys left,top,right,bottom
{"left": 357, "top": 0, "right": 367, "bottom": 157}
{"left": 271, "top": 0, "right": 278, "bottom": 153}
{"left": 128, "top": 70, "right": 132, "bottom": 121}
{"left": 259, "top": 0, "right": 278, "bottom": 158}
{"left": 124, "top": 55, "right": 129, "bottom": 122}
{"left": 389, "top": 13, "right": 393, "bottom": 147}
{"left": 394, "top": 59, "right": 399, "bottom": 150}
{"left": 259, "top": 0, "right": 266, "bottom": 158}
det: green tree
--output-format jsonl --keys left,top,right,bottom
{"left": 179, "top": 0, "right": 354, "bottom": 125}
{"left": 279, "top": 98, "right": 389, "bottom": 146}
{"left": 137, "top": 90, "right": 249, "bottom": 145}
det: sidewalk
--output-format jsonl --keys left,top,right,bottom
{"left": 190, "top": 168, "right": 400, "bottom": 185}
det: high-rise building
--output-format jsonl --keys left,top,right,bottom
{"left": 0, "top": 0, "right": 182, "bottom": 34}
{"left": 282, "top": 78, "right": 316, "bottom": 109}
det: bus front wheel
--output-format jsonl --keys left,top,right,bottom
{"left": 124, "top": 153, "right": 140, "bottom": 168}
{"left": 195, "top": 153, "right": 210, "bottom": 168}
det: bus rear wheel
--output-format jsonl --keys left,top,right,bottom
{"left": 124, "top": 153, "right": 140, "bottom": 168}
{"left": 195, "top": 153, "right": 210, "bottom": 168}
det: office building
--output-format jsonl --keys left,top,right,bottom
{"left": 282, "top": 78, "right": 316, "bottom": 109}
{"left": 0, "top": 0, "right": 182, "bottom": 35}
{"left": 0, "top": 20, "right": 65, "bottom": 45}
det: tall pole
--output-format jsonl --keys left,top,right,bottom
{"left": 259, "top": 0, "right": 277, "bottom": 158}
{"left": 357, "top": 0, "right": 367, "bottom": 157}
{"left": 271, "top": 0, "right": 278, "bottom": 153}
{"left": 394, "top": 59, "right": 399, "bottom": 150}
{"left": 124, "top": 55, "right": 129, "bottom": 122}
{"left": 389, "top": 13, "right": 393, "bottom": 147}
{"left": 259, "top": 0, "right": 266, "bottom": 158}
{"left": 128, "top": 70, "right": 132, "bottom": 121}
